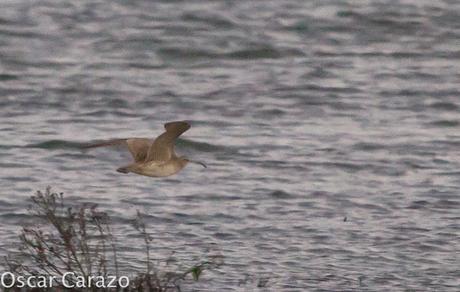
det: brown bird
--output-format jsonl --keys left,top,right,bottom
{"left": 83, "top": 121, "right": 206, "bottom": 177}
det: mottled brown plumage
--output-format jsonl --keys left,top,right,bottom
{"left": 83, "top": 121, "right": 206, "bottom": 177}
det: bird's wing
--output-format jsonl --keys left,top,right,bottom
{"left": 82, "top": 138, "right": 153, "bottom": 163}
{"left": 146, "top": 121, "right": 191, "bottom": 162}
{"left": 126, "top": 138, "right": 154, "bottom": 162}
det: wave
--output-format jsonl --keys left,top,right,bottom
{"left": 25, "top": 140, "right": 87, "bottom": 150}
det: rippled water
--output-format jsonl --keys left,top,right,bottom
{"left": 1, "top": 0, "right": 459, "bottom": 291}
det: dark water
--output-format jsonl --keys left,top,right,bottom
{"left": 1, "top": 0, "right": 459, "bottom": 291}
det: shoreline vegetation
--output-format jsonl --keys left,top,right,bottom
{"left": 2, "top": 187, "right": 223, "bottom": 291}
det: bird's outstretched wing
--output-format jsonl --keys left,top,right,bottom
{"left": 146, "top": 121, "right": 190, "bottom": 162}
{"left": 82, "top": 138, "right": 153, "bottom": 162}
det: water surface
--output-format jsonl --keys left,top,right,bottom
{"left": 1, "top": 0, "right": 459, "bottom": 291}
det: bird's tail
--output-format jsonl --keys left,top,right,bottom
{"left": 117, "top": 166, "right": 130, "bottom": 174}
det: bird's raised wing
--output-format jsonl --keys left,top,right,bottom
{"left": 146, "top": 121, "right": 190, "bottom": 162}
{"left": 82, "top": 138, "right": 153, "bottom": 162}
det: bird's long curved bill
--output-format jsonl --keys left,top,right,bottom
{"left": 190, "top": 160, "right": 207, "bottom": 168}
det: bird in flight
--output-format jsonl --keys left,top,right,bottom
{"left": 83, "top": 121, "right": 206, "bottom": 177}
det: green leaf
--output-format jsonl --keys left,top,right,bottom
{"left": 191, "top": 266, "right": 202, "bottom": 281}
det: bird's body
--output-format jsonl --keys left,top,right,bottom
{"left": 117, "top": 157, "right": 188, "bottom": 177}
{"left": 83, "top": 121, "right": 206, "bottom": 177}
